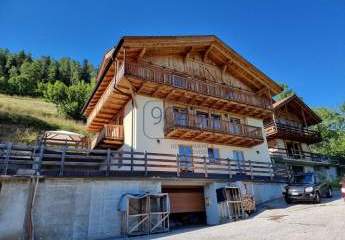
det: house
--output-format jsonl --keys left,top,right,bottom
{"left": 81, "top": 35, "right": 285, "bottom": 226}
{"left": 265, "top": 94, "right": 338, "bottom": 180}
{"left": 0, "top": 36, "right": 301, "bottom": 239}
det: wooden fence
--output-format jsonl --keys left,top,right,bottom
{"left": 0, "top": 143, "right": 288, "bottom": 181}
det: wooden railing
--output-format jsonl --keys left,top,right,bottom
{"left": 91, "top": 125, "right": 124, "bottom": 149}
{"left": 87, "top": 62, "right": 125, "bottom": 127}
{"left": 265, "top": 121, "right": 321, "bottom": 141}
{"left": 0, "top": 143, "right": 288, "bottom": 181}
{"left": 165, "top": 108, "right": 263, "bottom": 140}
{"left": 125, "top": 62, "right": 272, "bottom": 110}
{"left": 269, "top": 147, "right": 339, "bottom": 165}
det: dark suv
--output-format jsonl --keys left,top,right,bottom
{"left": 283, "top": 172, "right": 332, "bottom": 204}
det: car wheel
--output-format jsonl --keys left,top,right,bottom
{"left": 326, "top": 188, "right": 332, "bottom": 198}
{"left": 314, "top": 191, "right": 321, "bottom": 204}
{"left": 285, "top": 197, "right": 292, "bottom": 204}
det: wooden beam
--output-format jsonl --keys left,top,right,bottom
{"left": 184, "top": 47, "right": 193, "bottom": 62}
{"left": 203, "top": 45, "right": 213, "bottom": 62}
{"left": 137, "top": 48, "right": 146, "bottom": 61}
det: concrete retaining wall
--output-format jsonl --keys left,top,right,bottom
{"left": 0, "top": 178, "right": 160, "bottom": 240}
{"left": 0, "top": 177, "right": 286, "bottom": 240}
{"left": 241, "top": 181, "right": 285, "bottom": 204}
{"left": 0, "top": 179, "right": 30, "bottom": 240}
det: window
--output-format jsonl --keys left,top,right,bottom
{"left": 286, "top": 141, "right": 302, "bottom": 159}
{"left": 211, "top": 114, "right": 221, "bottom": 129}
{"left": 233, "top": 150, "right": 245, "bottom": 161}
{"left": 208, "top": 148, "right": 220, "bottom": 162}
{"left": 173, "top": 107, "right": 188, "bottom": 126}
{"left": 233, "top": 150, "right": 245, "bottom": 172}
{"left": 178, "top": 145, "right": 193, "bottom": 169}
{"left": 197, "top": 111, "right": 209, "bottom": 129}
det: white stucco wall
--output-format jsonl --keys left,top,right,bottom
{"left": 122, "top": 94, "right": 271, "bottom": 164}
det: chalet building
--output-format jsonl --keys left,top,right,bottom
{"left": 80, "top": 36, "right": 285, "bottom": 229}
{"left": 265, "top": 94, "right": 338, "bottom": 180}
{"left": 3, "top": 35, "right": 341, "bottom": 239}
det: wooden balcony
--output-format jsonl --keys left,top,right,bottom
{"left": 91, "top": 125, "right": 124, "bottom": 149}
{"left": 164, "top": 108, "right": 264, "bottom": 147}
{"left": 269, "top": 148, "right": 338, "bottom": 166}
{"left": 265, "top": 122, "right": 322, "bottom": 144}
{"left": 125, "top": 62, "right": 273, "bottom": 119}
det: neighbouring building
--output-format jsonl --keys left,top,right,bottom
{"left": 265, "top": 94, "right": 338, "bottom": 180}
{"left": 0, "top": 36, "right": 341, "bottom": 240}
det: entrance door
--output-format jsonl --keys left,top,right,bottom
{"left": 178, "top": 145, "right": 193, "bottom": 170}
{"left": 230, "top": 117, "right": 241, "bottom": 135}
{"left": 173, "top": 107, "right": 188, "bottom": 127}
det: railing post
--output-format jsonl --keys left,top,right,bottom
{"left": 144, "top": 151, "right": 148, "bottom": 176}
{"left": 130, "top": 150, "right": 134, "bottom": 173}
{"left": 270, "top": 162, "right": 274, "bottom": 180}
{"left": 248, "top": 160, "right": 254, "bottom": 180}
{"left": 228, "top": 158, "right": 232, "bottom": 179}
{"left": 106, "top": 148, "right": 111, "bottom": 176}
{"left": 203, "top": 156, "right": 208, "bottom": 178}
{"left": 34, "top": 144, "right": 44, "bottom": 176}
{"left": 4, "top": 143, "right": 12, "bottom": 175}
{"left": 176, "top": 154, "right": 180, "bottom": 177}
{"left": 59, "top": 146, "right": 66, "bottom": 176}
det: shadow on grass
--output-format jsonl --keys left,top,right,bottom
{"left": 0, "top": 111, "right": 58, "bottom": 131}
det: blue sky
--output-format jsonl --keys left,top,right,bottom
{"left": 0, "top": 0, "right": 344, "bottom": 108}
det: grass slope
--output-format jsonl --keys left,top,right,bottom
{"left": 0, "top": 94, "right": 87, "bottom": 144}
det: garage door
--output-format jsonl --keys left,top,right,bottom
{"left": 162, "top": 187, "right": 205, "bottom": 213}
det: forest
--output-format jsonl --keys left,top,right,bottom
{"left": 0, "top": 48, "right": 344, "bottom": 160}
{"left": 0, "top": 48, "right": 96, "bottom": 119}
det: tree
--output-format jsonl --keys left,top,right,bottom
{"left": 312, "top": 105, "right": 345, "bottom": 161}
{"left": 274, "top": 83, "right": 294, "bottom": 101}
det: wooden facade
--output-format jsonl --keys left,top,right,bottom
{"left": 265, "top": 94, "right": 325, "bottom": 167}
{"left": 82, "top": 36, "right": 282, "bottom": 149}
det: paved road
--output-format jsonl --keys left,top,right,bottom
{"left": 135, "top": 195, "right": 345, "bottom": 240}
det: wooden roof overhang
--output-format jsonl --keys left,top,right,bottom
{"left": 83, "top": 36, "right": 283, "bottom": 131}
{"left": 272, "top": 94, "right": 322, "bottom": 126}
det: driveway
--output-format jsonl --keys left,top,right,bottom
{"left": 134, "top": 194, "right": 344, "bottom": 240}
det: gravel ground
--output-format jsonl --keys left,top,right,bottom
{"left": 132, "top": 194, "right": 345, "bottom": 240}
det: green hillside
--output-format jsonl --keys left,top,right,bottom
{"left": 0, "top": 93, "right": 87, "bottom": 144}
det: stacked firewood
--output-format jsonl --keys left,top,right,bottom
{"left": 242, "top": 194, "right": 256, "bottom": 214}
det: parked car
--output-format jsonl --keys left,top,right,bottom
{"left": 283, "top": 172, "right": 332, "bottom": 204}
{"left": 341, "top": 178, "right": 345, "bottom": 200}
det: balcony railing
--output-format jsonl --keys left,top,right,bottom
{"left": 125, "top": 62, "right": 271, "bottom": 110}
{"left": 0, "top": 143, "right": 288, "bottom": 181}
{"left": 269, "top": 147, "right": 339, "bottom": 165}
{"left": 265, "top": 121, "right": 322, "bottom": 143}
{"left": 91, "top": 124, "right": 124, "bottom": 149}
{"left": 164, "top": 108, "right": 263, "bottom": 140}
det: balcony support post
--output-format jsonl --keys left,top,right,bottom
{"left": 59, "top": 146, "right": 66, "bottom": 176}
{"left": 227, "top": 158, "right": 232, "bottom": 179}
{"left": 106, "top": 148, "right": 111, "bottom": 176}
{"left": 144, "top": 151, "right": 148, "bottom": 176}
{"left": 176, "top": 154, "right": 180, "bottom": 177}
{"left": 203, "top": 156, "right": 208, "bottom": 178}
{"left": 269, "top": 162, "right": 274, "bottom": 180}
{"left": 248, "top": 160, "right": 254, "bottom": 180}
